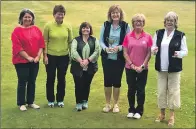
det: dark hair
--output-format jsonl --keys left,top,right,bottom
{"left": 79, "top": 22, "right": 93, "bottom": 36}
{"left": 53, "top": 5, "right": 66, "bottom": 15}
{"left": 18, "top": 8, "right": 35, "bottom": 25}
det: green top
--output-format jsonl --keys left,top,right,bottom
{"left": 71, "top": 38, "right": 100, "bottom": 63}
{"left": 43, "top": 21, "right": 73, "bottom": 56}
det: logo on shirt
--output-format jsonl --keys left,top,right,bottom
{"left": 142, "top": 41, "right": 146, "bottom": 44}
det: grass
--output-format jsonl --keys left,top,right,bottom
{"left": 1, "top": 1, "right": 195, "bottom": 128}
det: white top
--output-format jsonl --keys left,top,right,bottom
{"left": 152, "top": 29, "right": 188, "bottom": 71}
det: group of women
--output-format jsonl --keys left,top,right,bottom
{"left": 11, "top": 4, "right": 188, "bottom": 127}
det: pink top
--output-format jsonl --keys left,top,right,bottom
{"left": 11, "top": 25, "right": 45, "bottom": 64}
{"left": 122, "top": 30, "right": 153, "bottom": 69}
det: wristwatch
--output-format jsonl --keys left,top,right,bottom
{"left": 141, "top": 64, "right": 145, "bottom": 69}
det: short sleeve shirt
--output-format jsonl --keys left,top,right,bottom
{"left": 122, "top": 30, "right": 153, "bottom": 69}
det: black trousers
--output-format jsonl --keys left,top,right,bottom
{"left": 46, "top": 54, "right": 69, "bottom": 102}
{"left": 125, "top": 68, "right": 148, "bottom": 116}
{"left": 101, "top": 57, "right": 125, "bottom": 87}
{"left": 14, "top": 62, "right": 39, "bottom": 106}
{"left": 73, "top": 71, "right": 94, "bottom": 104}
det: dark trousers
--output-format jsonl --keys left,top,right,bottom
{"left": 46, "top": 54, "right": 69, "bottom": 102}
{"left": 125, "top": 68, "right": 148, "bottom": 116}
{"left": 73, "top": 71, "right": 94, "bottom": 104}
{"left": 14, "top": 62, "right": 39, "bottom": 106}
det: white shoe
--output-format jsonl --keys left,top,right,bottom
{"left": 28, "top": 104, "right": 40, "bottom": 109}
{"left": 133, "top": 113, "right": 141, "bottom": 119}
{"left": 103, "top": 104, "right": 111, "bottom": 113}
{"left": 19, "top": 105, "right": 27, "bottom": 111}
{"left": 113, "top": 104, "right": 120, "bottom": 113}
{"left": 127, "top": 113, "right": 134, "bottom": 118}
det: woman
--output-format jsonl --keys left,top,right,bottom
{"left": 70, "top": 22, "right": 100, "bottom": 111}
{"left": 43, "top": 5, "right": 73, "bottom": 107}
{"left": 123, "top": 13, "right": 152, "bottom": 119}
{"left": 100, "top": 4, "right": 131, "bottom": 113}
{"left": 152, "top": 11, "right": 188, "bottom": 126}
{"left": 11, "top": 8, "right": 45, "bottom": 111}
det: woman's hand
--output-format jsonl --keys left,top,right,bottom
{"left": 135, "top": 66, "right": 143, "bottom": 73}
{"left": 112, "top": 46, "right": 119, "bottom": 53}
{"left": 27, "top": 56, "right": 34, "bottom": 62}
{"left": 82, "top": 59, "right": 89, "bottom": 66}
{"left": 34, "top": 56, "right": 40, "bottom": 63}
{"left": 152, "top": 47, "right": 158, "bottom": 55}
{"left": 43, "top": 55, "right": 48, "bottom": 65}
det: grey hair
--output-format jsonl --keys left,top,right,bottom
{"left": 164, "top": 11, "right": 178, "bottom": 29}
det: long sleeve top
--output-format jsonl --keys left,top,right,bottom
{"left": 152, "top": 29, "right": 188, "bottom": 71}
{"left": 99, "top": 24, "right": 131, "bottom": 60}
{"left": 11, "top": 25, "right": 45, "bottom": 64}
{"left": 43, "top": 21, "right": 73, "bottom": 56}
{"left": 71, "top": 38, "right": 100, "bottom": 63}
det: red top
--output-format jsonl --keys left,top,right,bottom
{"left": 122, "top": 30, "right": 153, "bottom": 69}
{"left": 11, "top": 25, "right": 45, "bottom": 64}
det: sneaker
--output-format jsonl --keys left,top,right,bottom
{"left": 82, "top": 100, "right": 88, "bottom": 109}
{"left": 103, "top": 104, "right": 111, "bottom": 113}
{"left": 19, "top": 105, "right": 27, "bottom": 111}
{"left": 57, "top": 102, "right": 64, "bottom": 108}
{"left": 28, "top": 104, "right": 40, "bottom": 109}
{"left": 127, "top": 112, "right": 134, "bottom": 118}
{"left": 113, "top": 104, "right": 120, "bottom": 113}
{"left": 133, "top": 113, "right": 141, "bottom": 119}
{"left": 48, "top": 102, "right": 55, "bottom": 108}
{"left": 76, "top": 103, "right": 82, "bottom": 111}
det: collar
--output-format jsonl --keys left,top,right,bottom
{"left": 129, "top": 30, "right": 146, "bottom": 39}
{"left": 164, "top": 28, "right": 175, "bottom": 37}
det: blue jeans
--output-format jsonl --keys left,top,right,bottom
{"left": 14, "top": 62, "right": 39, "bottom": 106}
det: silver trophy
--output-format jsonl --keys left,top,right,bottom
{"left": 106, "top": 37, "right": 117, "bottom": 53}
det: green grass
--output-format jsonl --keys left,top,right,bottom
{"left": 1, "top": 1, "right": 195, "bottom": 128}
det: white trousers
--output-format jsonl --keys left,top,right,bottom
{"left": 157, "top": 71, "right": 181, "bottom": 109}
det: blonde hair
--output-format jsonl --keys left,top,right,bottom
{"left": 107, "top": 4, "right": 124, "bottom": 22}
{"left": 131, "top": 13, "right": 146, "bottom": 27}
{"left": 164, "top": 11, "right": 178, "bottom": 29}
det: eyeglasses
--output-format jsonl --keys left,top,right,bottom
{"left": 134, "top": 20, "right": 144, "bottom": 23}
{"left": 166, "top": 19, "right": 175, "bottom": 23}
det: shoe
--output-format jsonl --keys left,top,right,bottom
{"left": 76, "top": 103, "right": 82, "bottom": 111}
{"left": 113, "top": 104, "right": 120, "bottom": 113}
{"left": 28, "top": 104, "right": 40, "bottom": 109}
{"left": 133, "top": 113, "right": 141, "bottom": 119}
{"left": 19, "top": 105, "right": 27, "bottom": 111}
{"left": 103, "top": 104, "right": 111, "bottom": 113}
{"left": 127, "top": 112, "right": 134, "bottom": 118}
{"left": 48, "top": 102, "right": 54, "bottom": 108}
{"left": 168, "top": 116, "right": 175, "bottom": 127}
{"left": 82, "top": 100, "right": 88, "bottom": 109}
{"left": 57, "top": 102, "right": 64, "bottom": 108}
{"left": 155, "top": 114, "right": 165, "bottom": 122}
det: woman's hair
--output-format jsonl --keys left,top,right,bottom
{"left": 53, "top": 5, "right": 66, "bottom": 15}
{"left": 107, "top": 4, "right": 124, "bottom": 22}
{"left": 18, "top": 8, "right": 35, "bottom": 25}
{"left": 79, "top": 22, "right": 93, "bottom": 36}
{"left": 164, "top": 11, "right": 178, "bottom": 29}
{"left": 131, "top": 13, "right": 146, "bottom": 28}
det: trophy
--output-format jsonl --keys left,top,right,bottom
{"left": 106, "top": 37, "right": 117, "bottom": 53}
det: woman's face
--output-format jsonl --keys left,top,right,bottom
{"left": 133, "top": 17, "right": 144, "bottom": 30}
{"left": 22, "top": 13, "right": 33, "bottom": 26}
{"left": 82, "top": 26, "right": 91, "bottom": 35}
{"left": 54, "top": 12, "right": 64, "bottom": 24}
{"left": 111, "top": 9, "right": 120, "bottom": 21}
{"left": 165, "top": 17, "right": 175, "bottom": 31}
